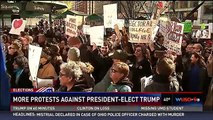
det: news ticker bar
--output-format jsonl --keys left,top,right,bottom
{"left": 11, "top": 106, "right": 202, "bottom": 112}
{"left": 11, "top": 92, "right": 203, "bottom": 106}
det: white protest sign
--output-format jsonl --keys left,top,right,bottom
{"left": 159, "top": 20, "right": 184, "bottom": 54}
{"left": 209, "top": 23, "right": 213, "bottom": 33}
{"left": 151, "top": 25, "right": 159, "bottom": 42}
{"left": 65, "top": 15, "right": 77, "bottom": 37}
{"left": 115, "top": 19, "right": 125, "bottom": 30}
{"left": 89, "top": 26, "right": 104, "bottom": 46}
{"left": 83, "top": 25, "right": 90, "bottom": 34}
{"left": 76, "top": 16, "right": 83, "bottom": 26}
{"left": 28, "top": 45, "right": 42, "bottom": 81}
{"left": 9, "top": 19, "right": 26, "bottom": 35}
{"left": 37, "top": 78, "right": 53, "bottom": 88}
{"left": 104, "top": 4, "right": 117, "bottom": 28}
{"left": 129, "top": 20, "right": 156, "bottom": 43}
{"left": 192, "top": 24, "right": 212, "bottom": 39}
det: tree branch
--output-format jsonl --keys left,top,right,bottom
{"left": 182, "top": 1, "right": 205, "bottom": 22}
{"left": 120, "top": 1, "right": 130, "bottom": 19}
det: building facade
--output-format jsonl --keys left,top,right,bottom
{"left": 74, "top": 1, "right": 87, "bottom": 14}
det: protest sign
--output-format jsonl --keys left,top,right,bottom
{"left": 89, "top": 26, "right": 104, "bottom": 46}
{"left": 183, "top": 21, "right": 192, "bottom": 33}
{"left": 83, "top": 25, "right": 90, "bottom": 35}
{"left": 129, "top": 20, "right": 156, "bottom": 43}
{"left": 151, "top": 25, "right": 159, "bottom": 42}
{"left": 192, "top": 24, "right": 211, "bottom": 39}
{"left": 9, "top": 19, "right": 26, "bottom": 35}
{"left": 28, "top": 45, "right": 42, "bottom": 81}
{"left": 209, "top": 23, "right": 213, "bottom": 33}
{"left": 115, "top": 19, "right": 125, "bottom": 30}
{"left": 76, "top": 16, "right": 83, "bottom": 26}
{"left": 37, "top": 78, "right": 53, "bottom": 88}
{"left": 104, "top": 4, "right": 117, "bottom": 28}
{"left": 159, "top": 20, "right": 184, "bottom": 54}
{"left": 65, "top": 15, "right": 77, "bottom": 37}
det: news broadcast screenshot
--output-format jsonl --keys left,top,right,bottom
{"left": 0, "top": 1, "right": 212, "bottom": 120}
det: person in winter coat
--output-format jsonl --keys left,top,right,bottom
{"left": 11, "top": 55, "right": 33, "bottom": 88}
{"left": 130, "top": 45, "right": 152, "bottom": 92}
{"left": 141, "top": 57, "right": 179, "bottom": 92}
{"left": 107, "top": 62, "right": 133, "bottom": 92}
{"left": 182, "top": 52, "right": 208, "bottom": 92}
{"left": 67, "top": 47, "right": 95, "bottom": 92}
{"left": 90, "top": 41, "right": 113, "bottom": 84}
{"left": 93, "top": 49, "right": 129, "bottom": 92}
{"left": 57, "top": 62, "right": 83, "bottom": 92}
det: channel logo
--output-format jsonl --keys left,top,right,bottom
{"left": 175, "top": 97, "right": 200, "bottom": 103}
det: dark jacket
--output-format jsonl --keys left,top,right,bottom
{"left": 91, "top": 49, "right": 113, "bottom": 84}
{"left": 6, "top": 52, "right": 18, "bottom": 76}
{"left": 57, "top": 86, "right": 85, "bottom": 92}
{"left": 93, "top": 70, "right": 111, "bottom": 92}
{"left": 11, "top": 69, "right": 33, "bottom": 88}
{"left": 79, "top": 44, "right": 92, "bottom": 63}
{"left": 182, "top": 64, "right": 208, "bottom": 92}
{"left": 142, "top": 74, "right": 179, "bottom": 92}
{"left": 130, "top": 56, "right": 152, "bottom": 92}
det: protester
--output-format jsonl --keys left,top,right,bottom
{"left": 6, "top": 42, "right": 22, "bottom": 76}
{"left": 141, "top": 57, "right": 179, "bottom": 92}
{"left": 107, "top": 62, "right": 133, "bottom": 92}
{"left": 11, "top": 55, "right": 33, "bottom": 88}
{"left": 130, "top": 45, "right": 152, "bottom": 92}
{"left": 91, "top": 41, "right": 113, "bottom": 84}
{"left": 37, "top": 50, "right": 57, "bottom": 80}
{"left": 57, "top": 62, "right": 84, "bottom": 92}
{"left": 67, "top": 47, "right": 95, "bottom": 92}
{"left": 182, "top": 52, "right": 208, "bottom": 92}
{"left": 93, "top": 49, "right": 129, "bottom": 92}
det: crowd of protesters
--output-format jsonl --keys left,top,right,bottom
{"left": 1, "top": 19, "right": 213, "bottom": 110}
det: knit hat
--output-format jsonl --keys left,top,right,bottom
{"left": 110, "top": 49, "right": 128, "bottom": 62}
{"left": 68, "top": 47, "right": 80, "bottom": 61}
{"left": 68, "top": 37, "right": 81, "bottom": 47}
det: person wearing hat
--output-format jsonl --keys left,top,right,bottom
{"left": 93, "top": 49, "right": 129, "bottom": 92}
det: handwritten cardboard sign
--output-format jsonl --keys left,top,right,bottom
{"left": 192, "top": 24, "right": 211, "bottom": 39}
{"left": 104, "top": 4, "right": 117, "bottom": 28}
{"left": 28, "top": 45, "right": 42, "bottom": 81}
{"left": 115, "top": 19, "right": 125, "bottom": 30}
{"left": 83, "top": 25, "right": 90, "bottom": 35}
{"left": 9, "top": 19, "right": 26, "bottom": 35}
{"left": 159, "top": 20, "right": 184, "bottom": 54}
{"left": 182, "top": 21, "right": 192, "bottom": 33}
{"left": 129, "top": 20, "right": 156, "bottom": 43}
{"left": 89, "top": 26, "right": 104, "bottom": 46}
{"left": 65, "top": 15, "right": 77, "bottom": 37}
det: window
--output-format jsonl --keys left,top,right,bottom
{"left": 203, "top": 5, "right": 213, "bottom": 15}
{"left": 190, "top": 1, "right": 199, "bottom": 8}
{"left": 179, "top": 1, "right": 188, "bottom": 8}
{"left": 175, "top": 1, "right": 179, "bottom": 9}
